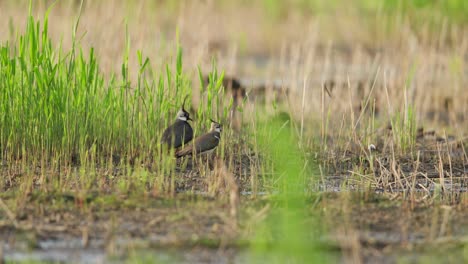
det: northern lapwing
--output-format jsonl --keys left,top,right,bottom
{"left": 161, "top": 96, "right": 194, "bottom": 150}
{"left": 175, "top": 119, "right": 222, "bottom": 158}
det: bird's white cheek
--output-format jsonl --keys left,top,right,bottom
{"left": 178, "top": 116, "right": 187, "bottom": 121}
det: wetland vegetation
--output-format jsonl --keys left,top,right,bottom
{"left": 0, "top": 1, "right": 467, "bottom": 263}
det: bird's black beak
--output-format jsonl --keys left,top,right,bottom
{"left": 187, "top": 116, "right": 193, "bottom": 121}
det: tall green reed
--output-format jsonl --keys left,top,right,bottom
{"left": 0, "top": 4, "right": 228, "bottom": 196}
{"left": 0, "top": 8, "right": 195, "bottom": 167}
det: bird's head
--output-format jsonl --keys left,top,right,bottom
{"left": 176, "top": 108, "right": 192, "bottom": 121}
{"left": 177, "top": 95, "right": 192, "bottom": 121}
{"left": 210, "top": 119, "right": 222, "bottom": 133}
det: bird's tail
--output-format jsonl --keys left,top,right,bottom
{"left": 175, "top": 146, "right": 192, "bottom": 158}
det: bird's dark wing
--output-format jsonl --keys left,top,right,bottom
{"left": 193, "top": 132, "right": 219, "bottom": 153}
{"left": 175, "top": 132, "right": 220, "bottom": 157}
{"left": 182, "top": 122, "right": 193, "bottom": 145}
{"left": 161, "top": 123, "right": 176, "bottom": 145}
{"left": 161, "top": 121, "right": 193, "bottom": 149}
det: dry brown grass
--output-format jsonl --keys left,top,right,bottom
{"left": 2, "top": 1, "right": 465, "bottom": 113}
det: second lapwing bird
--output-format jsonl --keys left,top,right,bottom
{"left": 161, "top": 96, "right": 194, "bottom": 150}
{"left": 175, "top": 119, "right": 222, "bottom": 158}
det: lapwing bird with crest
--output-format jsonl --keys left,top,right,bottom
{"left": 175, "top": 119, "right": 222, "bottom": 158}
{"left": 161, "top": 96, "right": 194, "bottom": 150}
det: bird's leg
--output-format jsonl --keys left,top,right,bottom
{"left": 182, "top": 156, "right": 193, "bottom": 171}
{"left": 207, "top": 153, "right": 217, "bottom": 170}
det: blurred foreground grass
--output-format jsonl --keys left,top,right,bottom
{"left": 248, "top": 115, "right": 327, "bottom": 263}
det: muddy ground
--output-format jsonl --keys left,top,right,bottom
{"left": 1, "top": 130, "right": 467, "bottom": 263}
{"left": 2, "top": 191, "right": 468, "bottom": 263}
